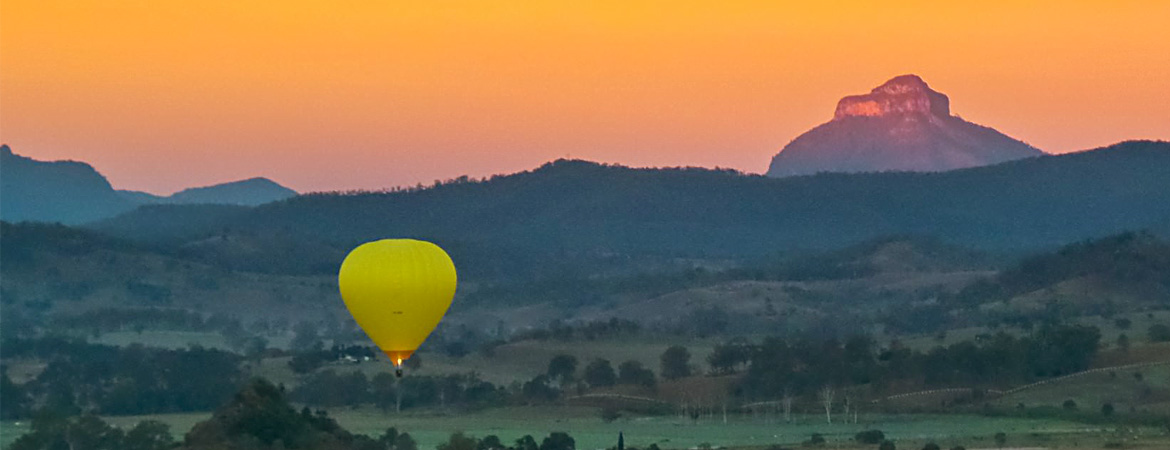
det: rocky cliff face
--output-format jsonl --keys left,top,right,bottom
{"left": 767, "top": 75, "right": 1043, "bottom": 177}
{"left": 834, "top": 74, "right": 950, "bottom": 119}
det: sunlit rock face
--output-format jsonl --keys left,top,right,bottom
{"left": 833, "top": 74, "right": 950, "bottom": 119}
{"left": 767, "top": 75, "right": 1043, "bottom": 177}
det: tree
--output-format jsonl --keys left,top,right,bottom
{"left": 396, "top": 433, "right": 419, "bottom": 450}
{"left": 707, "top": 338, "right": 751, "bottom": 374}
{"left": 438, "top": 432, "right": 479, "bottom": 450}
{"left": 289, "top": 352, "right": 328, "bottom": 374}
{"left": 1062, "top": 399, "right": 1077, "bottom": 410}
{"left": 10, "top": 413, "right": 124, "bottom": 450}
{"left": 479, "top": 435, "right": 505, "bottom": 450}
{"left": 879, "top": 441, "right": 896, "bottom": 450}
{"left": 1117, "top": 333, "right": 1130, "bottom": 352}
{"left": 819, "top": 385, "right": 835, "bottom": 424}
{"left": 122, "top": 420, "right": 174, "bottom": 450}
{"left": 379, "top": 427, "right": 401, "bottom": 448}
{"left": 372, "top": 373, "right": 399, "bottom": 412}
{"left": 515, "top": 435, "right": 539, "bottom": 450}
{"left": 522, "top": 375, "right": 560, "bottom": 402}
{"left": 617, "top": 361, "right": 656, "bottom": 388}
{"left": 292, "top": 321, "right": 323, "bottom": 351}
{"left": 660, "top": 346, "right": 692, "bottom": 380}
{"left": 993, "top": 432, "right": 1007, "bottom": 448}
{"left": 0, "top": 372, "right": 32, "bottom": 419}
{"left": 584, "top": 359, "right": 616, "bottom": 388}
{"left": 539, "top": 432, "right": 575, "bottom": 450}
{"left": 1148, "top": 324, "right": 1170, "bottom": 342}
{"left": 245, "top": 336, "right": 268, "bottom": 362}
{"left": 547, "top": 354, "right": 578, "bottom": 384}
{"left": 1101, "top": 402, "right": 1115, "bottom": 417}
{"left": 781, "top": 388, "right": 794, "bottom": 423}
{"left": 922, "top": 443, "right": 940, "bottom": 450}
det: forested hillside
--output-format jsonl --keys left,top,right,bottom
{"left": 90, "top": 141, "right": 1170, "bottom": 283}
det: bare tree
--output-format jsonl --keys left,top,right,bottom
{"left": 818, "top": 385, "right": 835, "bottom": 424}
{"left": 842, "top": 390, "right": 851, "bottom": 423}
{"left": 781, "top": 388, "right": 794, "bottom": 423}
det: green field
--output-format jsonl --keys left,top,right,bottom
{"left": 325, "top": 407, "right": 1106, "bottom": 450}
{"left": 2, "top": 407, "right": 1150, "bottom": 450}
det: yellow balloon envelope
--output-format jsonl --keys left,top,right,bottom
{"left": 338, "top": 239, "right": 456, "bottom": 366}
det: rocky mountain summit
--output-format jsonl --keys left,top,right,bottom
{"left": 767, "top": 75, "right": 1043, "bottom": 177}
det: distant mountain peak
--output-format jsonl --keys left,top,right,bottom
{"left": 833, "top": 74, "right": 950, "bottom": 119}
{"left": 767, "top": 75, "right": 1044, "bottom": 177}
{"left": 167, "top": 177, "right": 297, "bottom": 206}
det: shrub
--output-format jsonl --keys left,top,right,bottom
{"left": 802, "top": 433, "right": 825, "bottom": 447}
{"left": 601, "top": 407, "right": 621, "bottom": 423}
{"left": 1149, "top": 324, "right": 1170, "bottom": 342}
{"left": 854, "top": 430, "right": 885, "bottom": 444}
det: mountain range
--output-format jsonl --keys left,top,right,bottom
{"left": 767, "top": 75, "right": 1044, "bottom": 177}
{"left": 88, "top": 140, "right": 1170, "bottom": 282}
{"left": 0, "top": 145, "right": 297, "bottom": 224}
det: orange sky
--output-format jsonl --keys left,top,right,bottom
{"left": 2, "top": 1, "right": 1168, "bottom": 194}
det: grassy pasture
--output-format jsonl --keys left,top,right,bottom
{"left": 990, "top": 364, "right": 1170, "bottom": 414}
{"left": 0, "top": 408, "right": 1127, "bottom": 450}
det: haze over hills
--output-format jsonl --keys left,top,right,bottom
{"left": 0, "top": 145, "right": 297, "bottom": 224}
{"left": 767, "top": 75, "right": 1044, "bottom": 177}
{"left": 89, "top": 140, "right": 1170, "bottom": 282}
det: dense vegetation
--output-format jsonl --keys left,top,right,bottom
{"left": 732, "top": 324, "right": 1101, "bottom": 399}
{"left": 958, "top": 232, "right": 1170, "bottom": 305}
{"left": 1, "top": 337, "right": 242, "bottom": 417}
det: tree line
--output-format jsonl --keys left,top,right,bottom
{"left": 730, "top": 324, "right": 1101, "bottom": 401}
{"left": 1, "top": 337, "right": 242, "bottom": 419}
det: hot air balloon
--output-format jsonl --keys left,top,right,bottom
{"left": 338, "top": 239, "right": 456, "bottom": 377}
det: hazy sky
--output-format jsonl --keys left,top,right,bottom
{"left": 2, "top": 1, "right": 1168, "bottom": 194}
